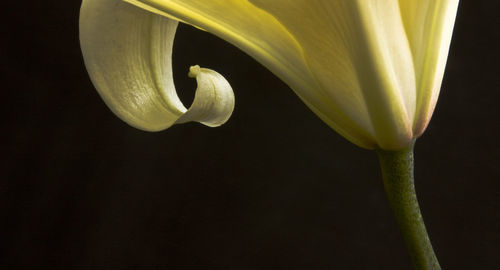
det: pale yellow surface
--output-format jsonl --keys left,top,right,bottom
{"left": 80, "top": 0, "right": 234, "bottom": 131}
{"left": 84, "top": 0, "right": 459, "bottom": 150}
{"left": 124, "top": 0, "right": 378, "bottom": 148}
{"left": 398, "top": 0, "right": 460, "bottom": 136}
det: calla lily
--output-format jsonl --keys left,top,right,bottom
{"left": 80, "top": 1, "right": 461, "bottom": 268}
{"left": 80, "top": 0, "right": 458, "bottom": 150}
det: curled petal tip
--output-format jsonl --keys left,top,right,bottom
{"left": 80, "top": 0, "right": 234, "bottom": 132}
{"left": 177, "top": 66, "right": 235, "bottom": 127}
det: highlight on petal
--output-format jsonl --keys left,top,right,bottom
{"left": 398, "top": 0, "right": 460, "bottom": 136}
{"left": 249, "top": 0, "right": 420, "bottom": 150}
{"left": 80, "top": 0, "right": 234, "bottom": 131}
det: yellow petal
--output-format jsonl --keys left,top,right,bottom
{"left": 176, "top": 66, "right": 234, "bottom": 127}
{"left": 398, "top": 0, "right": 460, "bottom": 136}
{"left": 124, "top": 0, "right": 377, "bottom": 149}
{"left": 250, "top": 0, "right": 416, "bottom": 149}
{"left": 80, "top": 0, "right": 234, "bottom": 131}
{"left": 114, "top": 0, "right": 458, "bottom": 150}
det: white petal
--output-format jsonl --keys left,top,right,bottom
{"left": 79, "top": 0, "right": 234, "bottom": 131}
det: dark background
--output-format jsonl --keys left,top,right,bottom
{"left": 2, "top": 1, "right": 499, "bottom": 269}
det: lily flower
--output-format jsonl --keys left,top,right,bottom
{"left": 80, "top": 0, "right": 459, "bottom": 150}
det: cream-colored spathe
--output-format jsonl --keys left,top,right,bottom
{"left": 81, "top": 0, "right": 459, "bottom": 150}
{"left": 80, "top": 0, "right": 234, "bottom": 131}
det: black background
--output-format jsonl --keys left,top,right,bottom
{"left": 2, "top": 1, "right": 499, "bottom": 269}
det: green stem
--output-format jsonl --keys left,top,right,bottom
{"left": 376, "top": 141, "right": 440, "bottom": 270}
